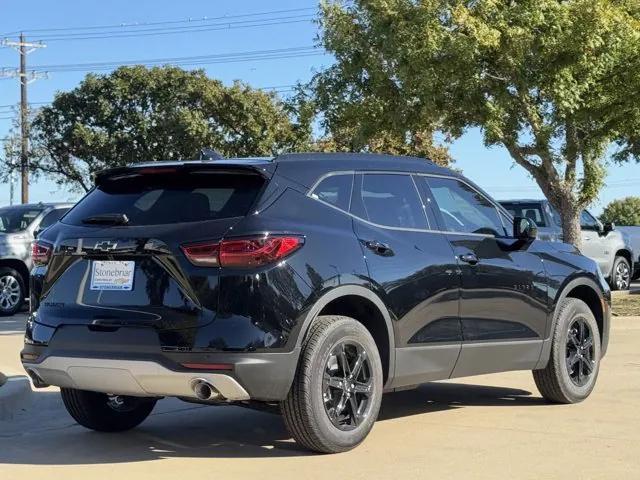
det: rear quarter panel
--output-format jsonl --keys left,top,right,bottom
{"left": 215, "top": 185, "right": 370, "bottom": 352}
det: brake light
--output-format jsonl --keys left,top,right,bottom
{"left": 32, "top": 240, "right": 52, "bottom": 266}
{"left": 181, "top": 236, "right": 303, "bottom": 268}
{"left": 137, "top": 167, "right": 178, "bottom": 175}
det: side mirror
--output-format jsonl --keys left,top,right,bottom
{"left": 513, "top": 216, "right": 538, "bottom": 241}
{"left": 603, "top": 222, "right": 615, "bottom": 234}
{"left": 33, "top": 227, "right": 43, "bottom": 238}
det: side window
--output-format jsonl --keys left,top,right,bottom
{"left": 310, "top": 173, "right": 354, "bottom": 212}
{"left": 355, "top": 173, "right": 427, "bottom": 229}
{"left": 39, "top": 208, "right": 68, "bottom": 229}
{"left": 580, "top": 210, "right": 599, "bottom": 230}
{"left": 425, "top": 177, "right": 506, "bottom": 236}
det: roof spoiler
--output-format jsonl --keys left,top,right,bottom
{"left": 199, "top": 148, "right": 224, "bottom": 161}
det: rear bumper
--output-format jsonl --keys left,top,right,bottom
{"left": 21, "top": 323, "right": 300, "bottom": 402}
{"left": 23, "top": 356, "right": 251, "bottom": 400}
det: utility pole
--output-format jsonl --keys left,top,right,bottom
{"left": 1, "top": 35, "right": 46, "bottom": 204}
{"left": 19, "top": 33, "right": 29, "bottom": 204}
{"left": 9, "top": 159, "right": 16, "bottom": 206}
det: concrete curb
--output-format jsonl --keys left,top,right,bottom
{"left": 0, "top": 375, "right": 32, "bottom": 420}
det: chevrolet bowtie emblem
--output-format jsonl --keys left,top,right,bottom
{"left": 94, "top": 241, "right": 118, "bottom": 252}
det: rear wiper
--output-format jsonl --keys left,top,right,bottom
{"left": 81, "top": 213, "right": 129, "bottom": 226}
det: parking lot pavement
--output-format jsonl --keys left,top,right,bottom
{"left": 1, "top": 314, "right": 639, "bottom": 480}
{"left": 0, "top": 312, "right": 29, "bottom": 375}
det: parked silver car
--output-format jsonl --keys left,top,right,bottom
{"left": 500, "top": 199, "right": 635, "bottom": 290}
{"left": 0, "top": 203, "right": 73, "bottom": 315}
{"left": 618, "top": 226, "right": 640, "bottom": 280}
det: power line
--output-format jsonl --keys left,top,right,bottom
{"left": 0, "top": 101, "right": 49, "bottom": 109}
{"left": 1, "top": 7, "right": 317, "bottom": 36}
{"left": 8, "top": 46, "right": 324, "bottom": 73}
{"left": 27, "top": 45, "right": 318, "bottom": 68}
{"left": 33, "top": 16, "right": 316, "bottom": 42}
{"left": 0, "top": 85, "right": 298, "bottom": 115}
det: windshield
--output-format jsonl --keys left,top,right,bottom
{"left": 0, "top": 206, "right": 44, "bottom": 233}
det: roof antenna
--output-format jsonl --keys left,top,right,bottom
{"left": 200, "top": 148, "right": 224, "bottom": 161}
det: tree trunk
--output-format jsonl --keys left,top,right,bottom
{"left": 558, "top": 205, "right": 582, "bottom": 250}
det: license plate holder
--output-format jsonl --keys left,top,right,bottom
{"left": 90, "top": 261, "right": 135, "bottom": 291}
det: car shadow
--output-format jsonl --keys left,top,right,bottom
{"left": 0, "top": 382, "right": 544, "bottom": 465}
{"left": 378, "top": 381, "right": 545, "bottom": 421}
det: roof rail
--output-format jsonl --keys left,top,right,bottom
{"left": 199, "top": 148, "right": 224, "bottom": 161}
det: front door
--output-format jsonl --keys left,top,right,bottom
{"left": 420, "top": 176, "right": 549, "bottom": 378}
{"left": 349, "top": 172, "right": 461, "bottom": 388}
{"left": 579, "top": 210, "right": 610, "bottom": 275}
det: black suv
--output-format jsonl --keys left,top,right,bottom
{"left": 21, "top": 153, "right": 610, "bottom": 453}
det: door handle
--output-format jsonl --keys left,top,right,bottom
{"left": 459, "top": 253, "right": 479, "bottom": 265}
{"left": 364, "top": 240, "right": 394, "bottom": 257}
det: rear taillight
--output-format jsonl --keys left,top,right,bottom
{"left": 32, "top": 240, "right": 52, "bottom": 266}
{"left": 180, "top": 242, "right": 220, "bottom": 267}
{"left": 181, "top": 236, "right": 304, "bottom": 268}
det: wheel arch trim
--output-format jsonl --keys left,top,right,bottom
{"left": 536, "top": 275, "right": 610, "bottom": 369}
{"left": 295, "top": 284, "right": 396, "bottom": 387}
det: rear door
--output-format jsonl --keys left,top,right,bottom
{"left": 350, "top": 172, "right": 461, "bottom": 388}
{"left": 421, "top": 176, "right": 548, "bottom": 377}
{"left": 33, "top": 166, "right": 266, "bottom": 348}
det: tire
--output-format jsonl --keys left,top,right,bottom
{"left": 533, "top": 298, "right": 601, "bottom": 404}
{"left": 610, "top": 256, "right": 631, "bottom": 291}
{"left": 0, "top": 267, "right": 25, "bottom": 317}
{"left": 61, "top": 388, "right": 157, "bottom": 432}
{"left": 281, "top": 315, "right": 383, "bottom": 453}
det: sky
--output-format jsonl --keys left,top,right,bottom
{"left": 1, "top": 0, "right": 639, "bottom": 214}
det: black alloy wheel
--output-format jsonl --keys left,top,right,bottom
{"left": 533, "top": 298, "right": 601, "bottom": 404}
{"left": 566, "top": 318, "right": 595, "bottom": 387}
{"left": 281, "top": 315, "right": 383, "bottom": 453}
{"left": 322, "top": 341, "right": 374, "bottom": 430}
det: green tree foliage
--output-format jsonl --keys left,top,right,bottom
{"left": 11, "top": 66, "right": 312, "bottom": 192}
{"left": 600, "top": 197, "right": 640, "bottom": 226}
{"left": 316, "top": 0, "right": 640, "bottom": 247}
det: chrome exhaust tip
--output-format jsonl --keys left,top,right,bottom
{"left": 26, "top": 368, "right": 49, "bottom": 388}
{"left": 190, "top": 378, "right": 221, "bottom": 401}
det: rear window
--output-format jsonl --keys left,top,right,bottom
{"left": 63, "top": 170, "right": 265, "bottom": 226}
{"left": 310, "top": 173, "right": 353, "bottom": 212}
{"left": 499, "top": 202, "right": 547, "bottom": 227}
